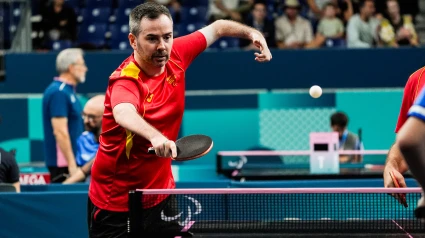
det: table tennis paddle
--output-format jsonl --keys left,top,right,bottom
{"left": 147, "top": 134, "right": 213, "bottom": 161}
{"left": 389, "top": 171, "right": 408, "bottom": 208}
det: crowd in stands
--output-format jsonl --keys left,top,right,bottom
{"left": 0, "top": 0, "right": 422, "bottom": 51}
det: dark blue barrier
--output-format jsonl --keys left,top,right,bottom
{"left": 0, "top": 192, "right": 88, "bottom": 238}
{"left": 2, "top": 48, "right": 425, "bottom": 93}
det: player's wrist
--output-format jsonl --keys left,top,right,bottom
{"left": 384, "top": 162, "right": 399, "bottom": 175}
{"left": 68, "top": 162, "right": 77, "bottom": 169}
{"left": 80, "top": 167, "right": 88, "bottom": 178}
{"left": 249, "top": 31, "right": 261, "bottom": 40}
{"left": 149, "top": 132, "right": 167, "bottom": 147}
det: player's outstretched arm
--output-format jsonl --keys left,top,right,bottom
{"left": 113, "top": 103, "right": 177, "bottom": 158}
{"left": 199, "top": 19, "right": 272, "bottom": 62}
{"left": 397, "top": 117, "right": 425, "bottom": 190}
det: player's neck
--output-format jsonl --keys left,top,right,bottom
{"left": 57, "top": 73, "right": 78, "bottom": 86}
{"left": 140, "top": 65, "right": 165, "bottom": 77}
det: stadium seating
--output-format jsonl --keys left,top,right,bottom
{"left": 78, "top": 23, "right": 108, "bottom": 48}
{"left": 50, "top": 40, "right": 73, "bottom": 51}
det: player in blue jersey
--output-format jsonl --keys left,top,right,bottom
{"left": 397, "top": 86, "right": 425, "bottom": 218}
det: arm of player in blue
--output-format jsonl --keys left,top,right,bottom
{"left": 408, "top": 86, "right": 425, "bottom": 121}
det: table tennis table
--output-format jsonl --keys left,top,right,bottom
{"left": 128, "top": 188, "right": 425, "bottom": 238}
{"left": 216, "top": 150, "right": 414, "bottom": 181}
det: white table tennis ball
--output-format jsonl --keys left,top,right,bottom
{"left": 309, "top": 85, "right": 322, "bottom": 98}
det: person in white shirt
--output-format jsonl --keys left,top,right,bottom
{"left": 275, "top": 0, "right": 313, "bottom": 49}
{"left": 346, "top": 0, "right": 380, "bottom": 48}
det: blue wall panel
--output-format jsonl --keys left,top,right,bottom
{"left": 2, "top": 48, "right": 425, "bottom": 94}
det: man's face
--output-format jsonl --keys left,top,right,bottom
{"left": 324, "top": 6, "right": 336, "bottom": 18}
{"left": 54, "top": 0, "right": 64, "bottom": 5}
{"left": 361, "top": 1, "right": 375, "bottom": 17}
{"left": 285, "top": 7, "right": 299, "bottom": 19}
{"left": 331, "top": 125, "right": 345, "bottom": 139}
{"left": 387, "top": 1, "right": 399, "bottom": 16}
{"left": 130, "top": 14, "right": 173, "bottom": 68}
{"left": 70, "top": 55, "right": 88, "bottom": 83}
{"left": 252, "top": 3, "right": 267, "bottom": 22}
{"left": 82, "top": 106, "right": 102, "bottom": 134}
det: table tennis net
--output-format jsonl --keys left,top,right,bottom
{"left": 129, "top": 188, "right": 425, "bottom": 235}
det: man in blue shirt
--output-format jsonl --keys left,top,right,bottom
{"left": 63, "top": 95, "right": 104, "bottom": 184}
{"left": 42, "top": 48, "right": 87, "bottom": 182}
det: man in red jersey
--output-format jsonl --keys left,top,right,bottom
{"left": 88, "top": 2, "right": 272, "bottom": 237}
{"left": 383, "top": 66, "right": 425, "bottom": 196}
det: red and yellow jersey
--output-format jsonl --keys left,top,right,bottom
{"left": 395, "top": 66, "right": 425, "bottom": 133}
{"left": 89, "top": 31, "right": 207, "bottom": 212}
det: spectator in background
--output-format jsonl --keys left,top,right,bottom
{"left": 330, "top": 0, "right": 354, "bottom": 24}
{"left": 346, "top": 0, "right": 380, "bottom": 48}
{"left": 399, "top": 0, "right": 419, "bottom": 22}
{"left": 307, "top": 0, "right": 354, "bottom": 24}
{"left": 62, "top": 95, "right": 105, "bottom": 184}
{"left": 375, "top": 0, "right": 419, "bottom": 21}
{"left": 318, "top": 3, "right": 345, "bottom": 38}
{"left": 275, "top": 0, "right": 313, "bottom": 49}
{"left": 330, "top": 112, "right": 362, "bottom": 163}
{"left": 307, "top": 0, "right": 329, "bottom": 21}
{"left": 0, "top": 148, "right": 20, "bottom": 192}
{"left": 241, "top": 1, "right": 276, "bottom": 49}
{"left": 307, "top": 2, "right": 345, "bottom": 48}
{"left": 208, "top": 0, "right": 254, "bottom": 23}
{"left": 41, "top": 0, "right": 77, "bottom": 48}
{"left": 379, "top": 0, "right": 419, "bottom": 47}
{"left": 42, "top": 48, "right": 87, "bottom": 182}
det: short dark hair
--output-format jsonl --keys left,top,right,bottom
{"left": 330, "top": 112, "right": 348, "bottom": 127}
{"left": 323, "top": 2, "right": 337, "bottom": 10}
{"left": 129, "top": 2, "right": 172, "bottom": 36}
{"left": 359, "top": 0, "right": 374, "bottom": 9}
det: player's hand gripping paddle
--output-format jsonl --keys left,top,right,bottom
{"left": 389, "top": 171, "right": 408, "bottom": 208}
{"left": 148, "top": 135, "right": 213, "bottom": 161}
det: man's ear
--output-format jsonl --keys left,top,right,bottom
{"left": 128, "top": 33, "right": 137, "bottom": 50}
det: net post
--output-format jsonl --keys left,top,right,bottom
{"left": 216, "top": 152, "right": 222, "bottom": 175}
{"left": 128, "top": 190, "right": 143, "bottom": 238}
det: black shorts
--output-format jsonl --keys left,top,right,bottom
{"left": 87, "top": 195, "right": 188, "bottom": 238}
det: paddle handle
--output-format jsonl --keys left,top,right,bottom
{"left": 148, "top": 147, "right": 155, "bottom": 154}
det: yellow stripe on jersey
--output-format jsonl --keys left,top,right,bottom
{"left": 125, "top": 129, "right": 135, "bottom": 159}
{"left": 121, "top": 62, "right": 140, "bottom": 79}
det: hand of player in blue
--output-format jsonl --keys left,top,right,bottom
{"left": 250, "top": 32, "right": 272, "bottom": 63}
{"left": 385, "top": 169, "right": 408, "bottom": 206}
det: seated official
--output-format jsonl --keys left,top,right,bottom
{"left": 330, "top": 111, "right": 362, "bottom": 163}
